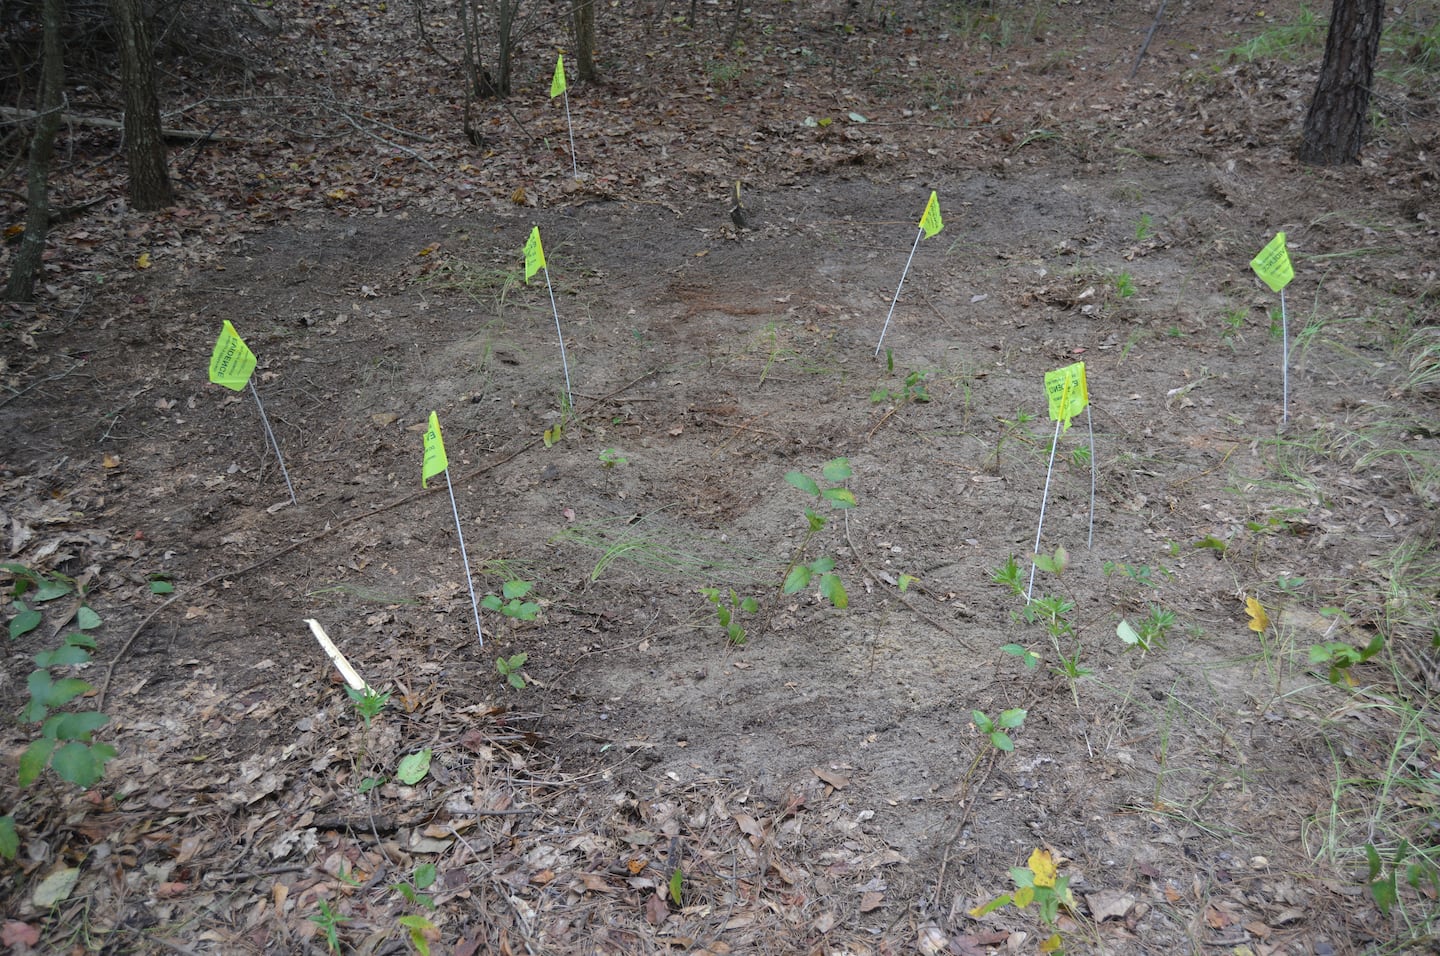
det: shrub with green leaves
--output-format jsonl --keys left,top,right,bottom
{"left": 700, "top": 587, "right": 759, "bottom": 644}
{"left": 782, "top": 459, "right": 855, "bottom": 609}
{"left": 481, "top": 579, "right": 540, "bottom": 621}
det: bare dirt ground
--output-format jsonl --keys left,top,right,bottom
{"left": 2, "top": 0, "right": 1439, "bottom": 953}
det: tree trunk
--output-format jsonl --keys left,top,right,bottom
{"left": 495, "top": 0, "right": 521, "bottom": 97}
{"left": 5, "top": 0, "right": 64, "bottom": 303}
{"left": 572, "top": 0, "right": 596, "bottom": 83}
{"left": 110, "top": 0, "right": 174, "bottom": 209}
{"left": 1298, "top": 0, "right": 1384, "bottom": 165}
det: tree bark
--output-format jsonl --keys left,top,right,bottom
{"left": 5, "top": 0, "right": 64, "bottom": 303}
{"left": 572, "top": 0, "right": 596, "bottom": 83}
{"left": 110, "top": 0, "right": 174, "bottom": 209}
{"left": 1298, "top": 0, "right": 1384, "bottom": 165}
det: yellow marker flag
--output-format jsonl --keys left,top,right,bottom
{"left": 422, "top": 411, "right": 448, "bottom": 488}
{"left": 918, "top": 190, "right": 943, "bottom": 239}
{"left": 550, "top": 53, "right": 567, "bottom": 98}
{"left": 208, "top": 320, "right": 257, "bottom": 391}
{"left": 1044, "top": 361, "right": 1088, "bottom": 432}
{"left": 1250, "top": 232, "right": 1294, "bottom": 293}
{"left": 524, "top": 226, "right": 546, "bottom": 284}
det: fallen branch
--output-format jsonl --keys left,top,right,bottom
{"left": 0, "top": 105, "right": 254, "bottom": 143}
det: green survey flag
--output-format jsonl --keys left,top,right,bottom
{"left": 208, "top": 320, "right": 257, "bottom": 392}
{"left": 918, "top": 191, "right": 943, "bottom": 239}
{"left": 524, "top": 226, "right": 546, "bottom": 284}
{"left": 550, "top": 54, "right": 567, "bottom": 98}
{"left": 422, "top": 411, "right": 448, "bottom": 489}
{"left": 1250, "top": 232, "right": 1294, "bottom": 293}
{"left": 1044, "top": 362, "right": 1088, "bottom": 432}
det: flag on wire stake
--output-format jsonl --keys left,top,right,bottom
{"left": 1250, "top": 232, "right": 1295, "bottom": 424}
{"left": 550, "top": 52, "right": 578, "bottom": 180}
{"left": 207, "top": 320, "right": 296, "bottom": 505}
{"left": 523, "top": 226, "right": 575, "bottom": 416}
{"left": 875, "top": 191, "right": 943, "bottom": 355}
{"left": 1026, "top": 361, "right": 1097, "bottom": 602}
{"left": 423, "top": 411, "right": 485, "bottom": 648}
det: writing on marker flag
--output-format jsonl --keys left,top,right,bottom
{"left": 208, "top": 320, "right": 257, "bottom": 391}
{"left": 550, "top": 54, "right": 567, "bottom": 98}
{"left": 1044, "top": 362, "right": 1088, "bottom": 433}
{"left": 422, "top": 411, "right": 448, "bottom": 488}
{"left": 524, "top": 226, "right": 546, "bottom": 284}
{"left": 918, "top": 191, "right": 943, "bottom": 239}
{"left": 1250, "top": 232, "right": 1294, "bottom": 293}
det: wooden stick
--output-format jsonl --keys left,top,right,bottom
{"left": 304, "top": 618, "right": 366, "bottom": 690}
{"left": 0, "top": 105, "right": 252, "bottom": 143}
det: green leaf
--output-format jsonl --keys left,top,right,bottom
{"left": 740, "top": 598, "right": 759, "bottom": 613}
{"left": 396, "top": 748, "right": 433, "bottom": 786}
{"left": 998, "top": 708, "right": 1027, "bottom": 729}
{"left": 34, "top": 645, "right": 92, "bottom": 668}
{"left": 480, "top": 595, "right": 501, "bottom": 611}
{"left": 820, "top": 459, "right": 852, "bottom": 482}
{"left": 821, "top": 487, "right": 857, "bottom": 509}
{"left": 783, "top": 566, "right": 811, "bottom": 594}
{"left": 784, "top": 471, "right": 820, "bottom": 496}
{"left": 991, "top": 731, "right": 1014, "bottom": 752}
{"left": 897, "top": 574, "right": 917, "bottom": 593}
{"left": 972, "top": 710, "right": 993, "bottom": 733}
{"left": 669, "top": 866, "right": 683, "bottom": 905}
{"left": 1194, "top": 535, "right": 1228, "bottom": 552}
{"left": 1033, "top": 553, "right": 1060, "bottom": 575}
{"left": 1116, "top": 620, "right": 1141, "bottom": 646}
{"left": 968, "top": 893, "right": 1012, "bottom": 918}
{"left": 9, "top": 606, "right": 41, "bottom": 639}
{"left": 75, "top": 606, "right": 101, "bottom": 630}
{"left": 501, "top": 579, "right": 533, "bottom": 600}
{"left": 397, "top": 914, "right": 436, "bottom": 956}
{"left": 0, "top": 815, "right": 16, "bottom": 860}
{"left": 26, "top": 671, "right": 92, "bottom": 711}
{"left": 805, "top": 509, "right": 826, "bottom": 532}
{"left": 33, "top": 577, "right": 72, "bottom": 602}
{"left": 51, "top": 741, "right": 113, "bottom": 788}
{"left": 413, "top": 863, "right": 438, "bottom": 890}
{"left": 819, "top": 573, "right": 848, "bottom": 609}
{"left": 149, "top": 580, "right": 174, "bottom": 595}
{"left": 809, "top": 556, "right": 836, "bottom": 573}
{"left": 18, "top": 738, "right": 56, "bottom": 786}
{"left": 47, "top": 711, "right": 109, "bottom": 741}
{"left": 358, "top": 776, "right": 386, "bottom": 794}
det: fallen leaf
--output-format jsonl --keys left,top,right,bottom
{"left": 732, "top": 813, "right": 764, "bottom": 842}
{"left": 32, "top": 866, "right": 80, "bottom": 907}
{"left": 370, "top": 412, "right": 398, "bottom": 426}
{"left": 1085, "top": 889, "right": 1136, "bottom": 922}
{"left": 136, "top": 252, "right": 152, "bottom": 269}
{"left": 644, "top": 890, "right": 668, "bottom": 925}
{"left": 1, "top": 921, "right": 41, "bottom": 947}
{"left": 102, "top": 454, "right": 121, "bottom": 468}
{"left": 812, "top": 766, "right": 850, "bottom": 790}
{"left": 859, "top": 890, "right": 884, "bottom": 912}
{"left": 811, "top": 911, "right": 836, "bottom": 933}
{"left": 1028, "top": 847, "right": 1058, "bottom": 888}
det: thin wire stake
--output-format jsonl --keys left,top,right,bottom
{"left": 1086, "top": 405, "right": 1097, "bottom": 550}
{"left": 562, "top": 90, "right": 578, "bottom": 179}
{"left": 875, "top": 227, "right": 923, "bottom": 356}
{"left": 1027, "top": 418, "right": 1064, "bottom": 602}
{"left": 541, "top": 265, "right": 574, "bottom": 411}
{"left": 1279, "top": 286, "right": 1289, "bottom": 425}
{"left": 248, "top": 378, "right": 296, "bottom": 504}
{"left": 443, "top": 468, "right": 484, "bottom": 648}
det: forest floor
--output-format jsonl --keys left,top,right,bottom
{"left": 1, "top": 0, "right": 1439, "bottom": 953}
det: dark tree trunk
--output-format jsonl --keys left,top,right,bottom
{"left": 1298, "top": 0, "right": 1384, "bottom": 165}
{"left": 495, "top": 0, "right": 520, "bottom": 97}
{"left": 110, "top": 0, "right": 174, "bottom": 209}
{"left": 5, "top": 0, "right": 64, "bottom": 302}
{"left": 572, "top": 0, "right": 596, "bottom": 82}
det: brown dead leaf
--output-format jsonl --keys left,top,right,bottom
{"left": 732, "top": 812, "right": 764, "bottom": 842}
{"left": 644, "top": 890, "right": 669, "bottom": 925}
{"left": 859, "top": 890, "right": 884, "bottom": 912}
{"left": 157, "top": 882, "right": 189, "bottom": 897}
{"left": 370, "top": 412, "right": 398, "bottom": 426}
{"left": 1085, "top": 889, "right": 1136, "bottom": 922}
{"left": 1, "top": 921, "right": 41, "bottom": 948}
{"left": 812, "top": 766, "right": 850, "bottom": 790}
{"left": 102, "top": 454, "right": 121, "bottom": 468}
{"left": 811, "top": 911, "right": 836, "bottom": 933}
{"left": 174, "top": 834, "right": 206, "bottom": 865}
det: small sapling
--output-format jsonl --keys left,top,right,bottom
{"left": 973, "top": 708, "right": 1027, "bottom": 752}
{"left": 496, "top": 653, "right": 529, "bottom": 689}
{"left": 700, "top": 587, "right": 759, "bottom": 644}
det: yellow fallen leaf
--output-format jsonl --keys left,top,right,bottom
{"left": 102, "top": 454, "right": 121, "bottom": 468}
{"left": 135, "top": 252, "right": 152, "bottom": 270}
{"left": 1245, "top": 597, "right": 1269, "bottom": 633}
{"left": 511, "top": 186, "right": 526, "bottom": 205}
{"left": 417, "top": 243, "right": 439, "bottom": 257}
{"left": 1028, "top": 847, "right": 1057, "bottom": 888}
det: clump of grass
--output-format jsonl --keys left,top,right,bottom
{"left": 1225, "top": 6, "right": 1326, "bottom": 62}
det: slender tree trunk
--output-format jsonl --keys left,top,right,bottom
{"left": 5, "top": 0, "right": 64, "bottom": 302}
{"left": 572, "top": 0, "right": 596, "bottom": 82}
{"left": 495, "top": 0, "right": 521, "bottom": 97}
{"left": 110, "top": 0, "right": 174, "bottom": 209}
{"left": 1298, "top": 0, "right": 1384, "bottom": 165}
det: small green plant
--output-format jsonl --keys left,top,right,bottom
{"left": 599, "top": 448, "right": 627, "bottom": 468}
{"left": 1001, "top": 643, "right": 1041, "bottom": 670}
{"left": 991, "top": 555, "right": 1025, "bottom": 597}
{"left": 346, "top": 684, "right": 391, "bottom": 728}
{"left": 1220, "top": 306, "right": 1246, "bottom": 346}
{"left": 781, "top": 459, "right": 855, "bottom": 609}
{"left": 1117, "top": 605, "right": 1176, "bottom": 652}
{"left": 309, "top": 899, "right": 351, "bottom": 954}
{"left": 481, "top": 579, "right": 540, "bottom": 621}
{"left": 1366, "top": 840, "right": 1440, "bottom": 917}
{"left": 1225, "top": 6, "right": 1324, "bottom": 62}
{"left": 1309, "top": 630, "right": 1385, "bottom": 685}
{"left": 397, "top": 914, "right": 439, "bottom": 956}
{"left": 1134, "top": 212, "right": 1153, "bottom": 241}
{"left": 700, "top": 587, "right": 759, "bottom": 644}
{"left": 1115, "top": 272, "right": 1137, "bottom": 299}
{"left": 972, "top": 707, "right": 1027, "bottom": 752}
{"left": 871, "top": 368, "right": 932, "bottom": 405}
{"left": 496, "top": 653, "right": 529, "bottom": 690}
{"left": 394, "top": 863, "right": 438, "bottom": 910}
{"left": 970, "top": 848, "right": 1077, "bottom": 952}
{"left": 1102, "top": 560, "right": 1174, "bottom": 589}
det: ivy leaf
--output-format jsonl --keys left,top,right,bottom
{"left": 9, "top": 605, "right": 41, "bottom": 639}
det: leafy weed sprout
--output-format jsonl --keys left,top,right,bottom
{"left": 700, "top": 587, "right": 759, "bottom": 644}
{"left": 1114, "top": 272, "right": 1137, "bottom": 299}
{"left": 973, "top": 707, "right": 1027, "bottom": 752}
{"left": 970, "top": 848, "right": 1078, "bottom": 953}
{"left": 781, "top": 458, "right": 856, "bottom": 608}
{"left": 1134, "top": 212, "right": 1153, "bottom": 241}
{"left": 496, "top": 653, "right": 529, "bottom": 689}
{"left": 481, "top": 578, "right": 540, "bottom": 621}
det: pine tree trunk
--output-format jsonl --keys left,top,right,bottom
{"left": 573, "top": 0, "right": 596, "bottom": 82}
{"left": 5, "top": 0, "right": 64, "bottom": 302}
{"left": 1298, "top": 0, "right": 1384, "bottom": 165}
{"left": 110, "top": 0, "right": 174, "bottom": 209}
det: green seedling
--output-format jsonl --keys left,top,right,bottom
{"left": 871, "top": 368, "right": 932, "bottom": 405}
{"left": 1102, "top": 560, "right": 1174, "bottom": 589}
{"left": 496, "top": 653, "right": 529, "bottom": 690}
{"left": 394, "top": 863, "right": 438, "bottom": 910}
{"left": 481, "top": 579, "right": 540, "bottom": 621}
{"left": 668, "top": 866, "right": 684, "bottom": 905}
{"left": 700, "top": 587, "right": 759, "bottom": 644}
{"left": 1069, "top": 445, "right": 1091, "bottom": 468}
{"left": 345, "top": 685, "right": 391, "bottom": 729}
{"left": 599, "top": 447, "right": 627, "bottom": 468}
{"left": 1366, "top": 840, "right": 1440, "bottom": 917}
{"left": 1115, "top": 272, "right": 1137, "bottom": 299}
{"left": 1117, "top": 605, "right": 1176, "bottom": 652}
{"left": 781, "top": 459, "right": 855, "bottom": 609}
{"left": 1221, "top": 307, "right": 1246, "bottom": 346}
{"left": 972, "top": 707, "right": 1027, "bottom": 752}
{"left": 1194, "top": 535, "right": 1229, "bottom": 554}
{"left": 970, "top": 847, "right": 1077, "bottom": 952}
{"left": 147, "top": 573, "right": 174, "bottom": 595}
{"left": 1001, "top": 643, "right": 1041, "bottom": 670}
{"left": 309, "top": 899, "right": 350, "bottom": 955}
{"left": 1134, "top": 212, "right": 1153, "bottom": 241}
{"left": 1275, "top": 574, "right": 1307, "bottom": 594}
{"left": 1309, "top": 631, "right": 1385, "bottom": 685}
{"left": 397, "top": 914, "right": 439, "bottom": 956}
{"left": 898, "top": 573, "right": 918, "bottom": 593}
{"left": 991, "top": 555, "right": 1025, "bottom": 597}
